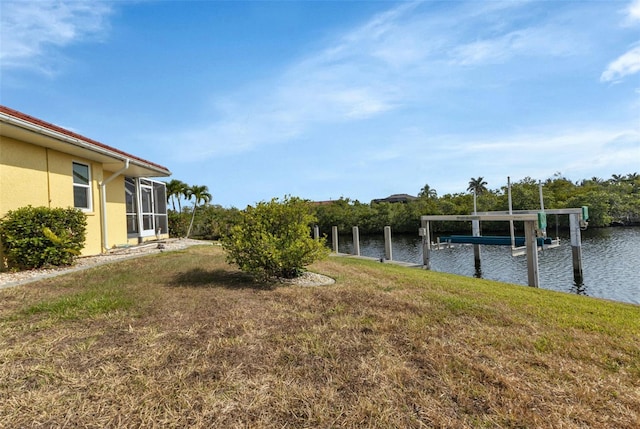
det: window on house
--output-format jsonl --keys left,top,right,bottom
{"left": 125, "top": 177, "right": 138, "bottom": 235}
{"left": 73, "top": 162, "right": 91, "bottom": 211}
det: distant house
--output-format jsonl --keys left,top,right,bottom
{"left": 0, "top": 105, "right": 171, "bottom": 256}
{"left": 371, "top": 194, "right": 417, "bottom": 204}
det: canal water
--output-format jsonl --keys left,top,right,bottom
{"left": 336, "top": 227, "right": 640, "bottom": 305}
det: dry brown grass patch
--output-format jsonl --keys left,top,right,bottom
{"left": 1, "top": 245, "right": 638, "bottom": 428}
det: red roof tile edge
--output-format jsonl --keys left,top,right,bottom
{"left": 0, "top": 105, "right": 170, "bottom": 175}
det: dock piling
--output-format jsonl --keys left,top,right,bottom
{"left": 420, "top": 223, "right": 430, "bottom": 269}
{"left": 472, "top": 218, "right": 481, "bottom": 273}
{"left": 384, "top": 226, "right": 393, "bottom": 261}
{"left": 524, "top": 220, "right": 540, "bottom": 287}
{"left": 569, "top": 213, "right": 584, "bottom": 284}
{"left": 352, "top": 226, "right": 360, "bottom": 256}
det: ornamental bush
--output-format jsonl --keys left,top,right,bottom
{"left": 222, "top": 196, "right": 329, "bottom": 281}
{"left": 168, "top": 211, "right": 189, "bottom": 238}
{"left": 0, "top": 206, "right": 87, "bottom": 270}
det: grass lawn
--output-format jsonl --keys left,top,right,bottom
{"left": 1, "top": 245, "right": 638, "bottom": 428}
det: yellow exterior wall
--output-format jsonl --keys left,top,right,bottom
{"left": 0, "top": 137, "right": 49, "bottom": 210}
{"left": 0, "top": 136, "right": 131, "bottom": 256}
{"left": 105, "top": 176, "right": 129, "bottom": 248}
{"left": 126, "top": 234, "right": 170, "bottom": 246}
{"left": 44, "top": 148, "right": 103, "bottom": 255}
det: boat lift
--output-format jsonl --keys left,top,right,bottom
{"left": 419, "top": 206, "right": 589, "bottom": 288}
{"left": 428, "top": 178, "right": 571, "bottom": 255}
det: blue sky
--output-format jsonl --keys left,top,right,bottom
{"left": 2, "top": 0, "right": 639, "bottom": 208}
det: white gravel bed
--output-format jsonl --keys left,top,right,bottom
{"left": 0, "top": 238, "right": 209, "bottom": 290}
{"left": 276, "top": 271, "right": 336, "bottom": 287}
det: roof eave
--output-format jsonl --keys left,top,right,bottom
{"left": 0, "top": 109, "right": 171, "bottom": 178}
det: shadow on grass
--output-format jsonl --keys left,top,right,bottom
{"left": 170, "top": 268, "right": 271, "bottom": 290}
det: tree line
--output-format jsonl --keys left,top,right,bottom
{"left": 166, "top": 173, "right": 640, "bottom": 240}
{"left": 314, "top": 173, "right": 640, "bottom": 235}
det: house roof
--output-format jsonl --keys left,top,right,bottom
{"left": 0, "top": 105, "right": 171, "bottom": 178}
{"left": 371, "top": 194, "right": 417, "bottom": 204}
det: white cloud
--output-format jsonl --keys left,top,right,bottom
{"left": 333, "top": 121, "right": 639, "bottom": 200}
{"left": 463, "top": 129, "right": 638, "bottom": 154}
{"left": 0, "top": 0, "right": 112, "bottom": 73}
{"left": 604, "top": 1, "right": 640, "bottom": 83}
{"left": 167, "top": 2, "right": 420, "bottom": 160}
{"left": 169, "top": 0, "right": 592, "bottom": 162}
{"left": 600, "top": 43, "right": 640, "bottom": 83}
{"left": 451, "top": 31, "right": 540, "bottom": 66}
{"left": 624, "top": 0, "right": 640, "bottom": 25}
{"left": 386, "top": 125, "right": 639, "bottom": 171}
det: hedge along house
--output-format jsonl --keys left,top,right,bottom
{"left": 0, "top": 105, "right": 172, "bottom": 256}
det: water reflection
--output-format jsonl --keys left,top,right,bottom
{"left": 474, "top": 259, "right": 482, "bottom": 279}
{"left": 571, "top": 280, "right": 587, "bottom": 296}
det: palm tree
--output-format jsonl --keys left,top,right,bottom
{"left": 467, "top": 177, "right": 488, "bottom": 195}
{"left": 468, "top": 177, "right": 488, "bottom": 215}
{"left": 627, "top": 172, "right": 640, "bottom": 192}
{"left": 186, "top": 184, "right": 212, "bottom": 238}
{"left": 165, "top": 179, "right": 187, "bottom": 212}
{"left": 610, "top": 174, "right": 625, "bottom": 185}
{"left": 179, "top": 182, "right": 192, "bottom": 213}
{"left": 418, "top": 184, "right": 437, "bottom": 199}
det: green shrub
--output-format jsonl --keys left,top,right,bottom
{"left": 0, "top": 206, "right": 87, "bottom": 270}
{"left": 222, "top": 196, "right": 329, "bottom": 280}
{"left": 168, "top": 211, "right": 189, "bottom": 238}
{"left": 193, "top": 205, "right": 242, "bottom": 240}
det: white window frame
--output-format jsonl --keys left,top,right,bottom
{"left": 138, "top": 179, "right": 156, "bottom": 237}
{"left": 125, "top": 177, "right": 138, "bottom": 236}
{"left": 72, "top": 161, "right": 92, "bottom": 212}
{"left": 152, "top": 181, "right": 168, "bottom": 235}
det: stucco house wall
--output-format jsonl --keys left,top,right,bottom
{"left": 0, "top": 106, "right": 171, "bottom": 258}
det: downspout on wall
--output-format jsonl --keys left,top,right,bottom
{"left": 99, "top": 159, "right": 130, "bottom": 253}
